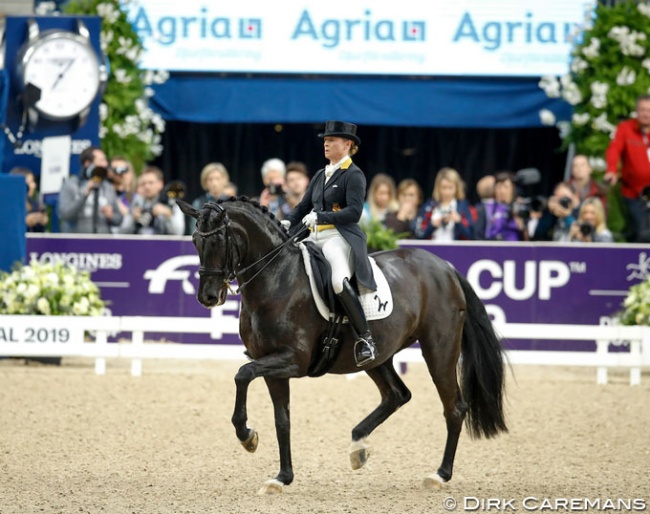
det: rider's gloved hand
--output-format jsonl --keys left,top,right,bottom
{"left": 302, "top": 212, "right": 318, "bottom": 228}
{"left": 280, "top": 220, "right": 291, "bottom": 232}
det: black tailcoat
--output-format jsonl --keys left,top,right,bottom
{"left": 286, "top": 159, "right": 377, "bottom": 291}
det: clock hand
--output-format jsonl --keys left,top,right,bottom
{"left": 51, "top": 58, "right": 76, "bottom": 90}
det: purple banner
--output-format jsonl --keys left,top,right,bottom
{"left": 26, "top": 235, "right": 650, "bottom": 348}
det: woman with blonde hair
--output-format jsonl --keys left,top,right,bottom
{"left": 414, "top": 167, "right": 477, "bottom": 241}
{"left": 189, "top": 162, "right": 230, "bottom": 232}
{"left": 360, "top": 173, "right": 399, "bottom": 226}
{"left": 569, "top": 197, "right": 614, "bottom": 243}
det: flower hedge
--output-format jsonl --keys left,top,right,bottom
{"left": 539, "top": 1, "right": 650, "bottom": 164}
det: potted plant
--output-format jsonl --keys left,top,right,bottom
{"left": 0, "top": 259, "right": 106, "bottom": 365}
{"left": 362, "top": 219, "right": 409, "bottom": 253}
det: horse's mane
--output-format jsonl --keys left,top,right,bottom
{"left": 201, "top": 196, "right": 288, "bottom": 239}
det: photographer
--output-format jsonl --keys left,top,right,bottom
{"left": 58, "top": 147, "right": 123, "bottom": 234}
{"left": 121, "top": 166, "right": 185, "bottom": 235}
{"left": 258, "top": 158, "right": 287, "bottom": 218}
{"left": 569, "top": 197, "right": 614, "bottom": 243}
{"left": 532, "top": 181, "right": 580, "bottom": 242}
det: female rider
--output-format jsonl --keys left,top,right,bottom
{"left": 281, "top": 121, "right": 377, "bottom": 367}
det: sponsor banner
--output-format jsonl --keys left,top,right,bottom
{"left": 126, "top": 0, "right": 594, "bottom": 77}
{"left": 25, "top": 235, "right": 649, "bottom": 349}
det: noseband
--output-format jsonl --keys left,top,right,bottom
{"left": 194, "top": 205, "right": 238, "bottom": 283}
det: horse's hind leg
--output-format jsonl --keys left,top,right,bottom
{"left": 419, "top": 322, "right": 468, "bottom": 489}
{"left": 349, "top": 358, "right": 412, "bottom": 470}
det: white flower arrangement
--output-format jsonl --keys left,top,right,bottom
{"left": 0, "top": 260, "right": 105, "bottom": 317}
{"left": 537, "top": 1, "right": 650, "bottom": 169}
{"left": 619, "top": 276, "right": 650, "bottom": 326}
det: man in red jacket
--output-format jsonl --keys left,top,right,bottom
{"left": 605, "top": 94, "right": 650, "bottom": 242}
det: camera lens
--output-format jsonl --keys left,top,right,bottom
{"left": 579, "top": 222, "right": 595, "bottom": 237}
{"left": 559, "top": 196, "right": 572, "bottom": 209}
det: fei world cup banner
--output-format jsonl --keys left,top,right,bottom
{"left": 24, "top": 235, "right": 650, "bottom": 350}
{"left": 126, "top": 0, "right": 595, "bottom": 77}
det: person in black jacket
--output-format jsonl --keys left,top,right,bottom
{"left": 282, "top": 121, "right": 377, "bottom": 367}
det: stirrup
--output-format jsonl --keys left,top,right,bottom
{"left": 354, "top": 336, "right": 376, "bottom": 367}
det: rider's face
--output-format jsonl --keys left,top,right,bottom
{"left": 323, "top": 136, "right": 350, "bottom": 163}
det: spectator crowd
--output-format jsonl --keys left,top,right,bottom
{"left": 14, "top": 94, "right": 650, "bottom": 244}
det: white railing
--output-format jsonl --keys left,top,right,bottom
{"left": 0, "top": 315, "right": 648, "bottom": 384}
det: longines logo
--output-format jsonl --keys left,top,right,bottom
{"left": 29, "top": 252, "right": 123, "bottom": 272}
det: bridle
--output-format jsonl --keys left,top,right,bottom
{"left": 194, "top": 203, "right": 307, "bottom": 293}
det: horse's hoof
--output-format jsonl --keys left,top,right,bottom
{"left": 422, "top": 473, "right": 446, "bottom": 490}
{"left": 349, "top": 438, "right": 371, "bottom": 470}
{"left": 258, "top": 479, "right": 284, "bottom": 495}
{"left": 241, "top": 429, "right": 259, "bottom": 453}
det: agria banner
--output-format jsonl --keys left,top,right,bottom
{"left": 125, "top": 0, "right": 595, "bottom": 77}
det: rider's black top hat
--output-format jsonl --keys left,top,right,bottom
{"left": 318, "top": 120, "right": 361, "bottom": 146}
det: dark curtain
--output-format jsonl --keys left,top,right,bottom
{"left": 152, "top": 122, "right": 568, "bottom": 206}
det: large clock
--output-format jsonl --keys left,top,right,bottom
{"left": 17, "top": 18, "right": 107, "bottom": 130}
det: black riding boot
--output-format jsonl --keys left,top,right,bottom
{"left": 337, "top": 278, "right": 377, "bottom": 367}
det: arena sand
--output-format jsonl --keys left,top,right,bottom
{"left": 0, "top": 358, "right": 648, "bottom": 514}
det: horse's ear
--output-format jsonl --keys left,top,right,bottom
{"left": 176, "top": 199, "right": 199, "bottom": 219}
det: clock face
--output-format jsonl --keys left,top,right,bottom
{"left": 22, "top": 32, "right": 101, "bottom": 120}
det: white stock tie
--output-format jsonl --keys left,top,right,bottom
{"left": 325, "top": 165, "right": 338, "bottom": 182}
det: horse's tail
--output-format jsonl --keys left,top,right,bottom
{"left": 456, "top": 270, "right": 508, "bottom": 439}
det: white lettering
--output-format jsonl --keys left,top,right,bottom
{"left": 538, "top": 261, "right": 570, "bottom": 300}
{"left": 143, "top": 256, "right": 199, "bottom": 294}
{"left": 467, "top": 259, "right": 572, "bottom": 301}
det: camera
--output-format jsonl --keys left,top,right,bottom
{"left": 268, "top": 183, "right": 284, "bottom": 196}
{"left": 511, "top": 196, "right": 546, "bottom": 220}
{"left": 511, "top": 168, "right": 545, "bottom": 220}
{"left": 161, "top": 180, "right": 186, "bottom": 205}
{"left": 579, "top": 222, "right": 595, "bottom": 238}
{"left": 84, "top": 163, "right": 108, "bottom": 184}
{"left": 558, "top": 196, "right": 573, "bottom": 209}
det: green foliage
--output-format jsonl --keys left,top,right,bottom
{"left": 64, "top": 0, "right": 167, "bottom": 172}
{"left": 362, "top": 220, "right": 408, "bottom": 252}
{"left": 540, "top": 1, "right": 650, "bottom": 158}
{"left": 618, "top": 275, "right": 650, "bottom": 325}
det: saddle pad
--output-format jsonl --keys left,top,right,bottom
{"left": 298, "top": 242, "right": 393, "bottom": 322}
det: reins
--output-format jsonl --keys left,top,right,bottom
{"left": 194, "top": 202, "right": 309, "bottom": 293}
{"left": 234, "top": 226, "right": 308, "bottom": 292}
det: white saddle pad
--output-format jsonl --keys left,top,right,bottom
{"left": 298, "top": 242, "right": 393, "bottom": 322}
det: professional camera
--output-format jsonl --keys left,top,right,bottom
{"left": 268, "top": 182, "right": 284, "bottom": 196}
{"left": 160, "top": 180, "right": 186, "bottom": 205}
{"left": 83, "top": 163, "right": 108, "bottom": 184}
{"left": 579, "top": 222, "right": 595, "bottom": 238}
{"left": 558, "top": 196, "right": 573, "bottom": 209}
{"left": 510, "top": 167, "right": 546, "bottom": 219}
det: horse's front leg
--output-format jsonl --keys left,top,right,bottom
{"left": 231, "top": 352, "right": 300, "bottom": 494}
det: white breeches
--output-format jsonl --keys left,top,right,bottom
{"left": 307, "top": 228, "right": 354, "bottom": 294}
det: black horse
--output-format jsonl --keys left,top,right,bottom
{"left": 178, "top": 197, "right": 507, "bottom": 494}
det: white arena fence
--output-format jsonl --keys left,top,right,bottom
{"left": 0, "top": 315, "right": 648, "bottom": 385}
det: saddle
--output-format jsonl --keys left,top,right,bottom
{"left": 298, "top": 242, "right": 393, "bottom": 376}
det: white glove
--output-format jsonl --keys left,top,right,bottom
{"left": 280, "top": 220, "right": 291, "bottom": 232}
{"left": 302, "top": 212, "right": 318, "bottom": 228}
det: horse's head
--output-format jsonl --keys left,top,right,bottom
{"left": 178, "top": 199, "right": 236, "bottom": 308}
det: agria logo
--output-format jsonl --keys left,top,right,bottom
{"left": 130, "top": 6, "right": 262, "bottom": 46}
{"left": 292, "top": 9, "right": 426, "bottom": 48}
